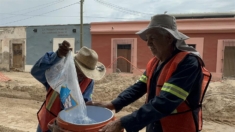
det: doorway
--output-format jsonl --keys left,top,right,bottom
{"left": 12, "top": 43, "right": 23, "bottom": 69}
{"left": 116, "top": 44, "right": 131, "bottom": 73}
{"left": 223, "top": 46, "right": 235, "bottom": 78}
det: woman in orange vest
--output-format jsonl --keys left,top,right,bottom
{"left": 31, "top": 41, "right": 106, "bottom": 132}
{"left": 87, "top": 14, "right": 211, "bottom": 132}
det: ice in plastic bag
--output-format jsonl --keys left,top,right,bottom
{"left": 45, "top": 51, "right": 96, "bottom": 124}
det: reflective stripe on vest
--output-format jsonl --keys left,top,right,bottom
{"left": 145, "top": 51, "right": 211, "bottom": 132}
{"left": 139, "top": 75, "right": 147, "bottom": 83}
{"left": 162, "top": 83, "right": 189, "bottom": 100}
{"left": 46, "top": 91, "right": 59, "bottom": 111}
{"left": 37, "top": 88, "right": 61, "bottom": 131}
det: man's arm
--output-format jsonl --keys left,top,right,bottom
{"left": 120, "top": 55, "right": 202, "bottom": 132}
{"left": 31, "top": 40, "right": 71, "bottom": 91}
{"left": 31, "top": 51, "right": 62, "bottom": 90}
{"left": 82, "top": 80, "right": 94, "bottom": 102}
{"left": 111, "top": 72, "right": 147, "bottom": 113}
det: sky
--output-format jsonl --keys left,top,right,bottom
{"left": 0, "top": 0, "right": 235, "bottom": 26}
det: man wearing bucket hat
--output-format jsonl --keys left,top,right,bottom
{"left": 31, "top": 40, "right": 106, "bottom": 132}
{"left": 87, "top": 14, "right": 211, "bottom": 132}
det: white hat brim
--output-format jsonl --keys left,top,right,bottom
{"left": 136, "top": 26, "right": 189, "bottom": 41}
{"left": 74, "top": 59, "right": 106, "bottom": 80}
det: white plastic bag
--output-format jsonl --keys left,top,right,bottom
{"left": 45, "top": 51, "right": 95, "bottom": 124}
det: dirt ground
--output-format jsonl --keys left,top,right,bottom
{"left": 0, "top": 72, "right": 235, "bottom": 132}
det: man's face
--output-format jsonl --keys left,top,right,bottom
{"left": 75, "top": 66, "right": 86, "bottom": 82}
{"left": 146, "top": 29, "right": 173, "bottom": 58}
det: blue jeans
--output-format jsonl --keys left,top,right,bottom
{"left": 36, "top": 124, "right": 51, "bottom": 132}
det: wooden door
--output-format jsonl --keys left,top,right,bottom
{"left": 12, "top": 44, "right": 23, "bottom": 69}
{"left": 117, "top": 44, "right": 131, "bottom": 73}
{"left": 223, "top": 46, "right": 235, "bottom": 78}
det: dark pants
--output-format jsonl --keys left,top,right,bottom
{"left": 36, "top": 124, "right": 51, "bottom": 132}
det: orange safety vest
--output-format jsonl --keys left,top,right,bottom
{"left": 146, "top": 52, "right": 211, "bottom": 132}
{"left": 37, "top": 78, "right": 92, "bottom": 132}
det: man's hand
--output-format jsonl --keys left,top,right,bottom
{"left": 99, "top": 119, "right": 124, "bottom": 132}
{"left": 86, "top": 101, "right": 115, "bottom": 110}
{"left": 57, "top": 40, "right": 72, "bottom": 58}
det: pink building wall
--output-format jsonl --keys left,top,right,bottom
{"left": 91, "top": 18, "right": 235, "bottom": 80}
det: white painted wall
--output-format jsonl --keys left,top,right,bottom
{"left": 25, "top": 38, "right": 76, "bottom": 72}
{"left": 53, "top": 38, "right": 75, "bottom": 55}
{"left": 0, "top": 27, "right": 26, "bottom": 71}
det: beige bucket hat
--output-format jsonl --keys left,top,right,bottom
{"left": 136, "top": 14, "right": 198, "bottom": 53}
{"left": 74, "top": 46, "right": 106, "bottom": 80}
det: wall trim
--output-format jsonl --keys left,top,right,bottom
{"left": 111, "top": 38, "right": 137, "bottom": 74}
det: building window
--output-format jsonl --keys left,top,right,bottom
{"left": 117, "top": 44, "right": 131, "bottom": 49}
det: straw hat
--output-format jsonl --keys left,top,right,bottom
{"left": 74, "top": 46, "right": 106, "bottom": 80}
{"left": 136, "top": 14, "right": 198, "bottom": 53}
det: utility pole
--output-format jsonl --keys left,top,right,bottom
{"left": 80, "top": 0, "right": 84, "bottom": 49}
